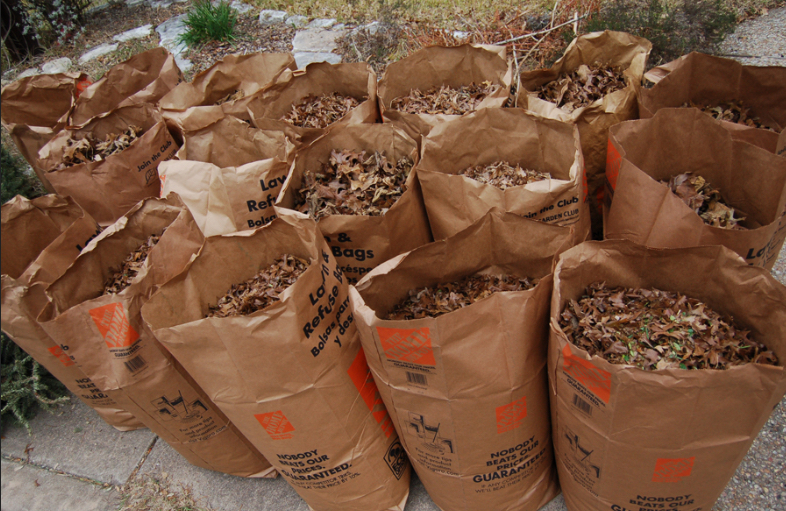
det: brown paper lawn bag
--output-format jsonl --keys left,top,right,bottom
{"left": 418, "top": 107, "right": 589, "bottom": 243}
{"left": 276, "top": 123, "right": 432, "bottom": 284}
{"left": 69, "top": 47, "right": 182, "bottom": 127}
{"left": 639, "top": 52, "right": 786, "bottom": 156}
{"left": 517, "top": 30, "right": 651, "bottom": 232}
{"left": 141, "top": 212, "right": 411, "bottom": 511}
{"left": 38, "top": 195, "right": 274, "bottom": 477}
{"left": 246, "top": 62, "right": 378, "bottom": 147}
{"left": 38, "top": 103, "right": 179, "bottom": 227}
{"left": 1, "top": 194, "right": 143, "bottom": 430}
{"left": 548, "top": 240, "right": 786, "bottom": 511}
{"left": 378, "top": 44, "right": 511, "bottom": 144}
{"left": 604, "top": 108, "right": 786, "bottom": 270}
{"left": 159, "top": 52, "right": 296, "bottom": 128}
{"left": 1, "top": 72, "right": 93, "bottom": 191}
{"left": 159, "top": 155, "right": 291, "bottom": 236}
{"left": 350, "top": 211, "right": 574, "bottom": 511}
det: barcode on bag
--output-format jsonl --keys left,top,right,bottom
{"left": 572, "top": 393, "right": 592, "bottom": 415}
{"left": 406, "top": 372, "right": 427, "bottom": 386}
{"left": 124, "top": 355, "right": 146, "bottom": 373}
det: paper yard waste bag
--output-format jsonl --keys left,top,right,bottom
{"left": 38, "top": 103, "right": 179, "bottom": 227}
{"left": 1, "top": 72, "right": 92, "bottom": 191}
{"left": 350, "top": 211, "right": 573, "bottom": 511}
{"left": 38, "top": 195, "right": 274, "bottom": 477}
{"left": 141, "top": 213, "right": 411, "bottom": 511}
{"left": 159, "top": 156, "right": 291, "bottom": 236}
{"left": 517, "top": 30, "right": 651, "bottom": 235}
{"left": 638, "top": 52, "right": 786, "bottom": 156}
{"left": 246, "top": 62, "right": 378, "bottom": 147}
{"left": 172, "top": 111, "right": 291, "bottom": 166}
{"left": 378, "top": 44, "right": 511, "bottom": 144}
{"left": 159, "top": 52, "right": 296, "bottom": 128}
{"left": 604, "top": 108, "right": 786, "bottom": 270}
{"left": 1, "top": 195, "right": 143, "bottom": 431}
{"left": 69, "top": 47, "right": 182, "bottom": 127}
{"left": 276, "top": 123, "right": 431, "bottom": 284}
{"left": 548, "top": 240, "right": 786, "bottom": 511}
{"left": 418, "top": 107, "right": 589, "bottom": 243}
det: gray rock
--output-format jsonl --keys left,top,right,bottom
{"left": 333, "top": 23, "right": 346, "bottom": 30}
{"left": 286, "top": 14, "right": 309, "bottom": 28}
{"left": 78, "top": 43, "right": 119, "bottom": 64}
{"left": 307, "top": 18, "right": 337, "bottom": 29}
{"left": 125, "top": 0, "right": 146, "bottom": 6}
{"left": 156, "top": 14, "right": 189, "bottom": 57}
{"left": 229, "top": 0, "right": 253, "bottom": 14}
{"left": 259, "top": 9, "right": 287, "bottom": 24}
{"left": 175, "top": 55, "right": 193, "bottom": 73}
{"left": 16, "top": 68, "right": 41, "bottom": 79}
{"left": 294, "top": 51, "right": 342, "bottom": 69}
{"left": 150, "top": 0, "right": 173, "bottom": 8}
{"left": 453, "top": 30, "right": 470, "bottom": 41}
{"left": 353, "top": 21, "right": 380, "bottom": 35}
{"left": 292, "top": 28, "right": 346, "bottom": 53}
{"left": 41, "top": 57, "right": 72, "bottom": 74}
{"left": 113, "top": 24, "right": 153, "bottom": 42}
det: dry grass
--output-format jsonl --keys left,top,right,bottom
{"left": 118, "top": 473, "right": 214, "bottom": 511}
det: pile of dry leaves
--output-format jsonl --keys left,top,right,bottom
{"left": 390, "top": 81, "right": 500, "bottom": 115}
{"left": 296, "top": 149, "right": 413, "bottom": 220}
{"left": 664, "top": 172, "right": 746, "bottom": 229}
{"left": 215, "top": 89, "right": 244, "bottom": 105}
{"left": 685, "top": 100, "right": 777, "bottom": 132}
{"left": 207, "top": 254, "right": 309, "bottom": 318}
{"left": 387, "top": 273, "right": 538, "bottom": 320}
{"left": 459, "top": 161, "right": 551, "bottom": 190}
{"left": 103, "top": 232, "right": 162, "bottom": 294}
{"left": 58, "top": 126, "right": 143, "bottom": 170}
{"left": 535, "top": 64, "right": 626, "bottom": 112}
{"left": 559, "top": 282, "right": 778, "bottom": 370}
{"left": 281, "top": 92, "right": 361, "bottom": 129}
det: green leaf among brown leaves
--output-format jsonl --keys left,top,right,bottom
{"left": 559, "top": 282, "right": 778, "bottom": 370}
{"left": 387, "top": 273, "right": 538, "bottom": 320}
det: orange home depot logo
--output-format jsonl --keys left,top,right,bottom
{"left": 255, "top": 411, "right": 295, "bottom": 440}
{"left": 582, "top": 166, "right": 589, "bottom": 202}
{"left": 88, "top": 303, "right": 140, "bottom": 349}
{"left": 562, "top": 345, "right": 611, "bottom": 404}
{"left": 496, "top": 396, "right": 526, "bottom": 434}
{"left": 75, "top": 77, "right": 93, "bottom": 98}
{"left": 605, "top": 140, "right": 622, "bottom": 191}
{"left": 376, "top": 327, "right": 436, "bottom": 367}
{"left": 347, "top": 348, "right": 395, "bottom": 438}
{"left": 48, "top": 345, "right": 74, "bottom": 367}
{"left": 653, "top": 457, "right": 695, "bottom": 483}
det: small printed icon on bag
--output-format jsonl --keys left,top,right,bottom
{"left": 384, "top": 439, "right": 407, "bottom": 480}
{"left": 496, "top": 396, "right": 527, "bottom": 433}
{"left": 377, "top": 327, "right": 435, "bottom": 367}
{"left": 652, "top": 457, "right": 695, "bottom": 483}
{"left": 255, "top": 410, "right": 295, "bottom": 440}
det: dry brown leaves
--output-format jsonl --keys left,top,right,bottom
{"left": 664, "top": 172, "right": 746, "bottom": 229}
{"left": 58, "top": 125, "right": 143, "bottom": 169}
{"left": 103, "top": 232, "right": 162, "bottom": 295}
{"left": 387, "top": 273, "right": 537, "bottom": 320}
{"left": 206, "top": 254, "right": 309, "bottom": 318}
{"left": 390, "top": 81, "right": 500, "bottom": 115}
{"left": 281, "top": 92, "right": 361, "bottom": 129}
{"left": 686, "top": 100, "right": 778, "bottom": 132}
{"left": 459, "top": 161, "right": 551, "bottom": 190}
{"left": 214, "top": 89, "right": 245, "bottom": 105}
{"left": 559, "top": 282, "right": 779, "bottom": 370}
{"left": 535, "top": 64, "right": 626, "bottom": 113}
{"left": 296, "top": 149, "right": 413, "bottom": 220}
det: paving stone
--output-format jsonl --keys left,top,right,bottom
{"left": 286, "top": 15, "right": 309, "bottom": 28}
{"left": 1, "top": 459, "right": 123, "bottom": 511}
{"left": 41, "top": 57, "right": 72, "bottom": 74}
{"left": 78, "top": 43, "right": 119, "bottom": 64}
{"left": 294, "top": 51, "right": 342, "bottom": 68}
{"left": 113, "top": 24, "right": 153, "bottom": 42}
{"left": 259, "top": 9, "right": 287, "bottom": 24}
{"left": 333, "top": 23, "right": 346, "bottom": 30}
{"left": 0, "top": 392, "right": 156, "bottom": 486}
{"left": 292, "top": 28, "right": 345, "bottom": 53}
{"left": 17, "top": 68, "right": 41, "bottom": 79}
{"left": 453, "top": 30, "right": 470, "bottom": 41}
{"left": 125, "top": 0, "right": 146, "bottom": 7}
{"left": 150, "top": 0, "right": 173, "bottom": 8}
{"left": 175, "top": 55, "right": 193, "bottom": 72}
{"left": 352, "top": 21, "right": 380, "bottom": 35}
{"left": 229, "top": 0, "right": 253, "bottom": 14}
{"left": 307, "top": 18, "right": 337, "bottom": 29}
{"left": 156, "top": 14, "right": 189, "bottom": 57}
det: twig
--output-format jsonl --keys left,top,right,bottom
{"left": 712, "top": 53, "right": 786, "bottom": 59}
{"left": 508, "top": 29, "right": 522, "bottom": 108}
{"left": 521, "top": 35, "right": 548, "bottom": 65}
{"left": 550, "top": 0, "right": 560, "bottom": 29}
{"left": 494, "top": 14, "right": 589, "bottom": 45}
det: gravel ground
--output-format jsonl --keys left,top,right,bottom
{"left": 718, "top": 5, "right": 786, "bottom": 66}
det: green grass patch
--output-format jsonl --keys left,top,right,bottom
{"left": 178, "top": 0, "right": 239, "bottom": 47}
